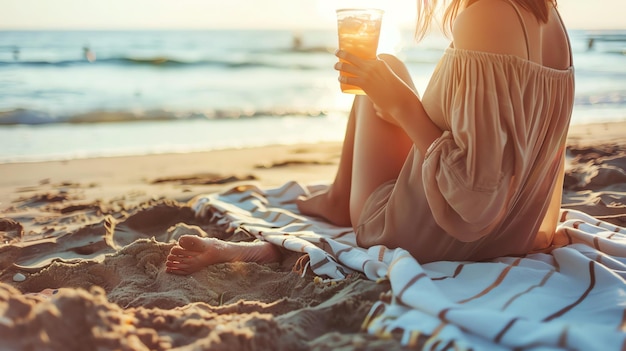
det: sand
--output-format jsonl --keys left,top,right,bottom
{"left": 0, "top": 121, "right": 625, "bottom": 350}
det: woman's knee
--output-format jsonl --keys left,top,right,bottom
{"left": 378, "top": 54, "right": 416, "bottom": 91}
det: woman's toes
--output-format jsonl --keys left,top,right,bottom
{"left": 169, "top": 246, "right": 189, "bottom": 256}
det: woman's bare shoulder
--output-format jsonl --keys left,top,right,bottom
{"left": 452, "top": 0, "right": 530, "bottom": 58}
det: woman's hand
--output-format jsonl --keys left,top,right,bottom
{"left": 335, "top": 49, "right": 412, "bottom": 125}
{"left": 335, "top": 50, "right": 442, "bottom": 154}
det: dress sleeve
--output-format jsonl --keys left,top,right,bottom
{"left": 422, "top": 52, "right": 517, "bottom": 241}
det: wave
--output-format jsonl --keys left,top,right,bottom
{"left": 0, "top": 47, "right": 332, "bottom": 69}
{"left": 605, "top": 50, "right": 626, "bottom": 55}
{"left": 575, "top": 91, "right": 626, "bottom": 106}
{"left": 0, "top": 56, "right": 325, "bottom": 70}
{"left": 252, "top": 46, "right": 333, "bottom": 54}
{"left": 0, "top": 108, "right": 330, "bottom": 126}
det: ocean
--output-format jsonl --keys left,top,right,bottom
{"left": 0, "top": 29, "right": 624, "bottom": 163}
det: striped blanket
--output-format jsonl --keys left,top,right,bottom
{"left": 190, "top": 181, "right": 626, "bottom": 350}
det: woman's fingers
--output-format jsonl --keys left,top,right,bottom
{"left": 334, "top": 52, "right": 381, "bottom": 89}
{"left": 335, "top": 49, "right": 364, "bottom": 66}
{"left": 338, "top": 74, "right": 364, "bottom": 88}
{"left": 334, "top": 61, "right": 360, "bottom": 75}
{"left": 334, "top": 58, "right": 366, "bottom": 88}
{"left": 335, "top": 50, "right": 380, "bottom": 72}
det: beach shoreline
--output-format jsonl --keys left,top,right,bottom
{"left": 0, "top": 121, "right": 625, "bottom": 350}
{"left": 1, "top": 121, "right": 625, "bottom": 216}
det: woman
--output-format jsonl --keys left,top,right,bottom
{"left": 166, "top": 0, "right": 574, "bottom": 274}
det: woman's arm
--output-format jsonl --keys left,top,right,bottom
{"left": 334, "top": 50, "right": 442, "bottom": 154}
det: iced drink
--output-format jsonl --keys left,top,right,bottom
{"left": 336, "top": 8, "right": 384, "bottom": 95}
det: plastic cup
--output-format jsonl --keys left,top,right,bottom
{"left": 336, "top": 8, "right": 384, "bottom": 95}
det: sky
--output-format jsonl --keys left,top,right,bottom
{"left": 0, "top": 0, "right": 624, "bottom": 30}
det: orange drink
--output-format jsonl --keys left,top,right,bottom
{"left": 336, "top": 8, "right": 384, "bottom": 95}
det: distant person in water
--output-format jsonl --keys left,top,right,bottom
{"left": 292, "top": 33, "right": 303, "bottom": 51}
{"left": 83, "top": 46, "right": 96, "bottom": 62}
{"left": 166, "top": 0, "right": 574, "bottom": 275}
{"left": 12, "top": 46, "right": 19, "bottom": 61}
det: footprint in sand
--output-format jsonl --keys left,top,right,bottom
{"left": 3, "top": 199, "right": 233, "bottom": 307}
{"left": 3, "top": 200, "right": 212, "bottom": 277}
{"left": 113, "top": 201, "right": 200, "bottom": 246}
{"left": 6, "top": 217, "right": 117, "bottom": 272}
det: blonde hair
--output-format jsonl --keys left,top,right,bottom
{"left": 415, "top": 0, "right": 557, "bottom": 41}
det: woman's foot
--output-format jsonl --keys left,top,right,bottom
{"left": 296, "top": 188, "right": 352, "bottom": 227}
{"left": 165, "top": 235, "right": 280, "bottom": 275}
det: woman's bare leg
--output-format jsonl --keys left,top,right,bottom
{"left": 298, "top": 54, "right": 416, "bottom": 227}
{"left": 350, "top": 120, "right": 412, "bottom": 222}
{"left": 295, "top": 99, "right": 357, "bottom": 227}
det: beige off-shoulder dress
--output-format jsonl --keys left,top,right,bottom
{"left": 355, "top": 42, "right": 575, "bottom": 262}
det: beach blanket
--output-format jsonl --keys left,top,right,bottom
{"left": 190, "top": 181, "right": 626, "bottom": 350}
